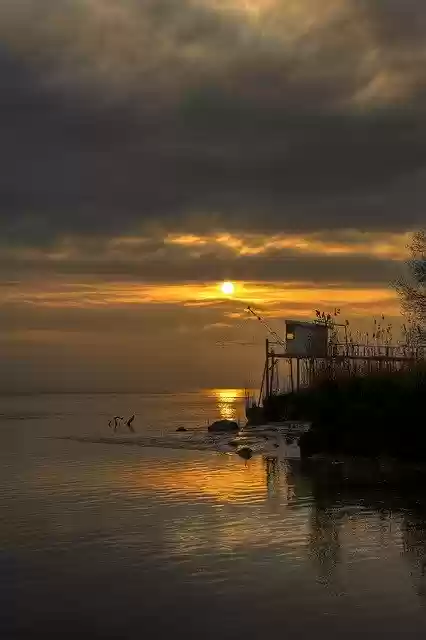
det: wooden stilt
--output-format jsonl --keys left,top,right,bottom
{"left": 289, "top": 358, "right": 294, "bottom": 393}
{"left": 265, "top": 339, "right": 270, "bottom": 399}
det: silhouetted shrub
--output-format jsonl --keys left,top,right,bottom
{"left": 267, "top": 364, "right": 426, "bottom": 462}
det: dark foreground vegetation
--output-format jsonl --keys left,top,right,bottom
{"left": 264, "top": 365, "right": 426, "bottom": 462}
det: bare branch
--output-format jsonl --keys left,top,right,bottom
{"left": 395, "top": 230, "right": 426, "bottom": 329}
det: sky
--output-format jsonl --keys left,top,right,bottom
{"left": 1, "top": 0, "right": 425, "bottom": 392}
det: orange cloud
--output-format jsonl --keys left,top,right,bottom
{"left": 165, "top": 230, "right": 410, "bottom": 260}
{"left": 0, "top": 278, "right": 400, "bottom": 319}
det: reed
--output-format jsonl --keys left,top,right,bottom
{"left": 292, "top": 364, "right": 426, "bottom": 461}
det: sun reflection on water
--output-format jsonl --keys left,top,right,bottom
{"left": 212, "top": 388, "right": 244, "bottom": 421}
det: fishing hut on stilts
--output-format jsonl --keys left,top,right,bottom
{"left": 245, "top": 307, "right": 425, "bottom": 423}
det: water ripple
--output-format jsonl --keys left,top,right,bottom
{"left": 3, "top": 392, "right": 426, "bottom": 637}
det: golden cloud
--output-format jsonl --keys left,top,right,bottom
{"left": 0, "top": 278, "right": 399, "bottom": 319}
{"left": 166, "top": 230, "right": 410, "bottom": 260}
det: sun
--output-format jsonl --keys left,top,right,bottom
{"left": 221, "top": 281, "right": 235, "bottom": 295}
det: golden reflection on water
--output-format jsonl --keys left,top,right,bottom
{"left": 29, "top": 448, "right": 426, "bottom": 605}
{"left": 113, "top": 455, "right": 292, "bottom": 504}
{"left": 212, "top": 388, "right": 244, "bottom": 421}
{"left": 110, "top": 455, "right": 311, "bottom": 553}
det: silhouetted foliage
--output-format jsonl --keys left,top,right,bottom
{"left": 396, "top": 230, "right": 426, "bottom": 330}
{"left": 267, "top": 365, "right": 426, "bottom": 461}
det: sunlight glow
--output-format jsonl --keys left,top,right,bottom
{"left": 1, "top": 280, "right": 401, "bottom": 318}
{"left": 221, "top": 281, "right": 235, "bottom": 295}
{"left": 213, "top": 388, "right": 243, "bottom": 421}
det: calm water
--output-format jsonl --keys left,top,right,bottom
{"left": 2, "top": 389, "right": 426, "bottom": 638}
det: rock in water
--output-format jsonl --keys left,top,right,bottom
{"left": 208, "top": 419, "right": 239, "bottom": 433}
{"left": 176, "top": 426, "right": 187, "bottom": 432}
{"left": 236, "top": 446, "right": 253, "bottom": 460}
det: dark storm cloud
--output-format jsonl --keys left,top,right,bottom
{"left": 0, "top": 0, "right": 425, "bottom": 248}
{"left": 0, "top": 239, "right": 400, "bottom": 286}
{"left": 365, "top": 0, "right": 426, "bottom": 46}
